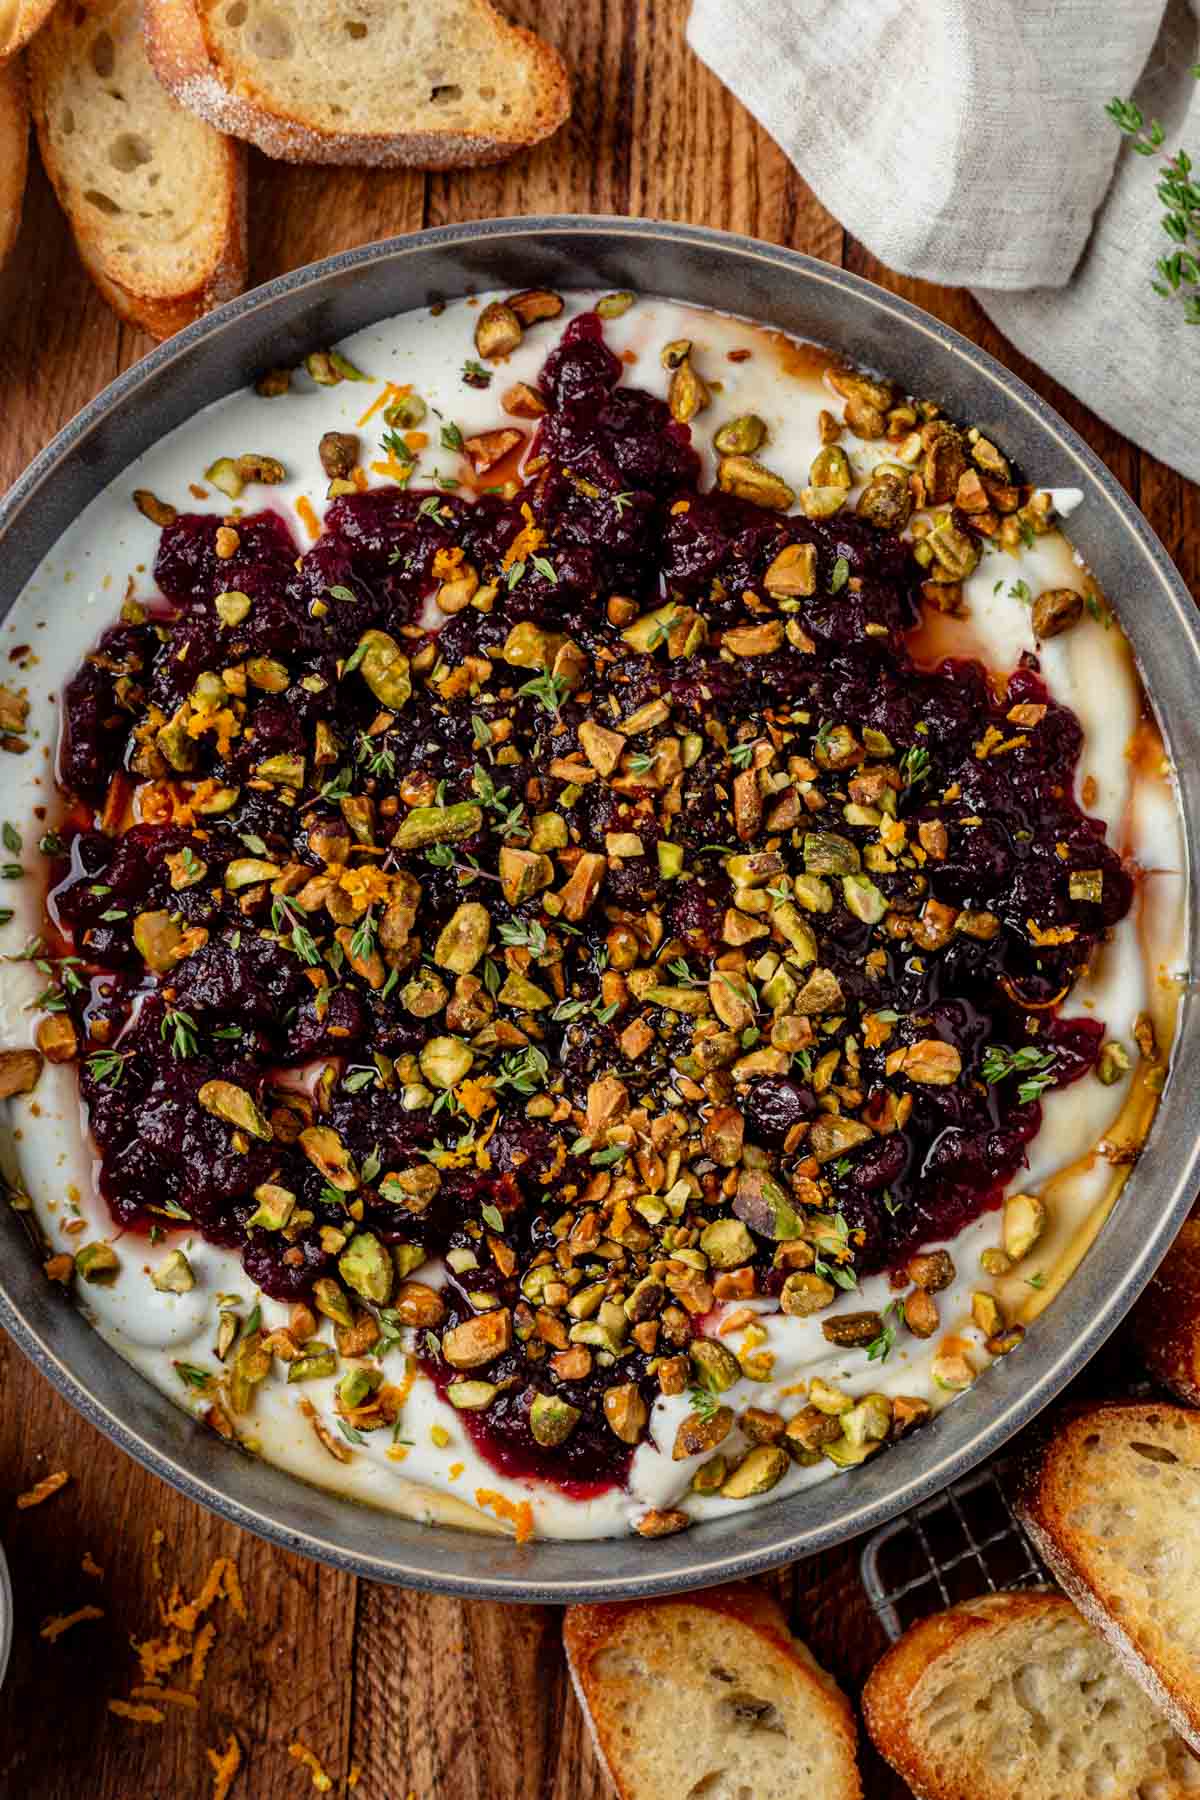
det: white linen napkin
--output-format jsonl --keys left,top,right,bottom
{"left": 688, "top": 0, "right": 1200, "bottom": 484}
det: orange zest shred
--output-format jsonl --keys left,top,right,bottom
{"left": 502, "top": 502, "right": 546, "bottom": 570}
{"left": 132, "top": 1683, "right": 199, "bottom": 1710}
{"left": 296, "top": 496, "right": 321, "bottom": 540}
{"left": 207, "top": 1733, "right": 243, "bottom": 1799}
{"left": 81, "top": 1551, "right": 104, "bottom": 1579}
{"left": 219, "top": 1557, "right": 247, "bottom": 1621}
{"left": 108, "top": 1699, "right": 164, "bottom": 1724}
{"left": 288, "top": 1740, "right": 334, "bottom": 1792}
{"left": 190, "top": 1619, "right": 217, "bottom": 1689}
{"left": 17, "top": 1469, "right": 70, "bottom": 1508}
{"left": 347, "top": 1768, "right": 361, "bottom": 1790}
{"left": 474, "top": 1488, "right": 534, "bottom": 1544}
{"left": 356, "top": 381, "right": 411, "bottom": 428}
{"left": 40, "top": 1604, "right": 104, "bottom": 1641}
{"left": 370, "top": 454, "right": 413, "bottom": 485}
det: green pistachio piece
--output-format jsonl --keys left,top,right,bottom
{"left": 247, "top": 1182, "right": 296, "bottom": 1231}
{"left": 689, "top": 1339, "right": 742, "bottom": 1394}
{"left": 733, "top": 1168, "right": 802, "bottom": 1240}
{"left": 772, "top": 902, "right": 817, "bottom": 963}
{"left": 596, "top": 291, "right": 635, "bottom": 319}
{"left": 803, "top": 832, "right": 861, "bottom": 875}
{"left": 338, "top": 1232, "right": 393, "bottom": 1305}
{"left": 246, "top": 656, "right": 290, "bottom": 692}
{"left": 351, "top": 629, "right": 412, "bottom": 710}
{"left": 255, "top": 752, "right": 305, "bottom": 787}
{"left": 720, "top": 1445, "right": 789, "bottom": 1498}
{"left": 75, "top": 1241, "right": 120, "bottom": 1282}
{"left": 132, "top": 909, "right": 186, "bottom": 972}
{"left": 644, "top": 984, "right": 711, "bottom": 1015}
{"left": 498, "top": 847, "right": 553, "bottom": 905}
{"left": 418, "top": 1036, "right": 473, "bottom": 1090}
{"left": 717, "top": 454, "right": 795, "bottom": 511}
{"left": 198, "top": 1079, "right": 273, "bottom": 1141}
{"left": 842, "top": 874, "right": 887, "bottom": 924}
{"left": 497, "top": 971, "right": 553, "bottom": 1011}
{"left": 338, "top": 1365, "right": 381, "bottom": 1409}
{"left": 205, "top": 456, "right": 243, "bottom": 499}
{"left": 713, "top": 414, "right": 767, "bottom": 456}
{"left": 529, "top": 1392, "right": 582, "bottom": 1448}
{"left": 224, "top": 857, "right": 281, "bottom": 890}
{"left": 673, "top": 1405, "right": 734, "bottom": 1460}
{"left": 288, "top": 1345, "right": 338, "bottom": 1383}
{"left": 391, "top": 803, "right": 483, "bottom": 851}
{"left": 392, "top": 1243, "right": 428, "bottom": 1279}
{"left": 434, "top": 902, "right": 491, "bottom": 975}
{"left": 155, "top": 708, "right": 198, "bottom": 773}
{"left": 298, "top": 1124, "right": 358, "bottom": 1191}
{"left": 151, "top": 1249, "right": 194, "bottom": 1294}
{"left": 699, "top": 1218, "right": 756, "bottom": 1270}
{"left": 215, "top": 590, "right": 252, "bottom": 627}
{"left": 312, "top": 1278, "right": 355, "bottom": 1331}
{"left": 691, "top": 1454, "right": 728, "bottom": 1494}
{"left": 192, "top": 783, "right": 239, "bottom": 814}
{"left": 447, "top": 1379, "right": 498, "bottom": 1411}
{"left": 656, "top": 841, "right": 684, "bottom": 879}
{"left": 529, "top": 812, "right": 568, "bottom": 852}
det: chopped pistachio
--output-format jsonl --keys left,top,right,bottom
{"left": 198, "top": 1079, "right": 273, "bottom": 1140}
{"left": 720, "top": 1445, "right": 788, "bottom": 1498}
{"left": 75, "top": 1242, "right": 120, "bottom": 1283}
{"left": 151, "top": 1249, "right": 194, "bottom": 1294}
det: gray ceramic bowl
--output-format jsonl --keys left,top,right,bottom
{"left": 0, "top": 218, "right": 1196, "bottom": 1601}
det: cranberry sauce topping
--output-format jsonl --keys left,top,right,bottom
{"left": 46, "top": 310, "right": 1131, "bottom": 1491}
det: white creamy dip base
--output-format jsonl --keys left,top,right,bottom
{"left": 0, "top": 292, "right": 1185, "bottom": 1541}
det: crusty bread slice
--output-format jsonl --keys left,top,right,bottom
{"left": 29, "top": 0, "right": 246, "bottom": 339}
{"left": 563, "top": 1583, "right": 862, "bottom": 1800}
{"left": 1133, "top": 1218, "right": 1200, "bottom": 1404}
{"left": 1018, "top": 1401, "right": 1200, "bottom": 1753}
{"left": 0, "top": 55, "right": 28, "bottom": 271}
{"left": 1, "top": 0, "right": 57, "bottom": 58}
{"left": 863, "top": 1589, "right": 1200, "bottom": 1800}
{"left": 143, "top": 0, "right": 570, "bottom": 168}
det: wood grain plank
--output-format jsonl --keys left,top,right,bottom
{"left": 0, "top": 1330, "right": 357, "bottom": 1798}
{"left": 352, "top": 1587, "right": 564, "bottom": 1798}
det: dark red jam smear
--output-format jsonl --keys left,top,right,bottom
{"left": 49, "top": 312, "right": 1130, "bottom": 1491}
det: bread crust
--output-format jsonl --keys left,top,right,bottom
{"left": 864, "top": 1586, "right": 1200, "bottom": 1800}
{"left": 28, "top": 0, "right": 247, "bottom": 340}
{"left": 2, "top": 0, "right": 58, "bottom": 59}
{"left": 1132, "top": 1217, "right": 1200, "bottom": 1404}
{"left": 1018, "top": 1399, "right": 1200, "bottom": 1754}
{"left": 0, "top": 54, "right": 28, "bottom": 273}
{"left": 143, "top": 0, "right": 570, "bottom": 168}
{"left": 564, "top": 1583, "right": 861, "bottom": 1800}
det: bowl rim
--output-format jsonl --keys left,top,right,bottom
{"left": 0, "top": 213, "right": 1196, "bottom": 1601}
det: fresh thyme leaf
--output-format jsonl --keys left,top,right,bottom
{"left": 728, "top": 742, "right": 756, "bottom": 769}
{"left": 462, "top": 359, "right": 492, "bottom": 388}
{"left": 160, "top": 1006, "right": 199, "bottom": 1059}
{"left": 980, "top": 1043, "right": 1058, "bottom": 1102}
{"left": 343, "top": 1067, "right": 378, "bottom": 1093}
{"left": 1, "top": 822, "right": 21, "bottom": 854}
{"left": 326, "top": 584, "right": 357, "bottom": 604}
{"left": 829, "top": 555, "right": 850, "bottom": 594}
{"left": 380, "top": 428, "right": 417, "bottom": 466}
{"left": 687, "top": 1385, "right": 720, "bottom": 1421}
{"left": 440, "top": 421, "right": 465, "bottom": 452}
{"left": 1107, "top": 78, "right": 1200, "bottom": 324}
{"left": 350, "top": 908, "right": 377, "bottom": 965}
{"left": 481, "top": 1201, "right": 504, "bottom": 1232}
{"left": 530, "top": 554, "right": 558, "bottom": 585}
{"left": 517, "top": 670, "right": 569, "bottom": 715}
{"left": 173, "top": 1361, "right": 214, "bottom": 1390}
{"left": 86, "top": 1049, "right": 129, "bottom": 1087}
{"left": 900, "top": 743, "right": 931, "bottom": 789}
{"left": 499, "top": 916, "right": 548, "bottom": 955}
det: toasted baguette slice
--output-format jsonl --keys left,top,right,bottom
{"left": 29, "top": 0, "right": 246, "bottom": 339}
{"left": 143, "top": 0, "right": 569, "bottom": 169}
{"left": 1019, "top": 1401, "right": 1200, "bottom": 1752}
{"left": 0, "top": 55, "right": 28, "bottom": 271}
{"left": 1, "top": 0, "right": 57, "bottom": 57}
{"left": 1133, "top": 1218, "right": 1200, "bottom": 1404}
{"left": 563, "top": 1583, "right": 862, "bottom": 1800}
{"left": 863, "top": 1589, "right": 1200, "bottom": 1800}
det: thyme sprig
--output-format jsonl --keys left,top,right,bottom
{"left": 1107, "top": 72, "right": 1200, "bottom": 324}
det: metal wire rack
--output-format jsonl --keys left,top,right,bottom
{"left": 859, "top": 1460, "right": 1049, "bottom": 1642}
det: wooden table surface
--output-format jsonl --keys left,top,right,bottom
{"left": 0, "top": 4, "right": 1196, "bottom": 1795}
